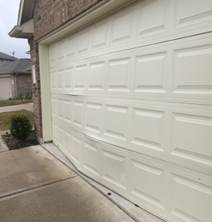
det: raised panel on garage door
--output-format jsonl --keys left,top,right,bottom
{"left": 48, "top": 1, "right": 212, "bottom": 222}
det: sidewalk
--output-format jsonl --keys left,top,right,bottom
{"left": 0, "top": 103, "right": 33, "bottom": 113}
{"left": 0, "top": 130, "right": 9, "bottom": 153}
{"left": 0, "top": 146, "right": 135, "bottom": 222}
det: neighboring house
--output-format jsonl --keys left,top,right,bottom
{"left": 9, "top": 1, "right": 212, "bottom": 222}
{"left": 0, "top": 51, "right": 17, "bottom": 66}
{"left": 0, "top": 59, "right": 31, "bottom": 100}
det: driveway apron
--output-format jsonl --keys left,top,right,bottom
{"left": 0, "top": 146, "right": 134, "bottom": 222}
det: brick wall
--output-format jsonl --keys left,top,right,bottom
{"left": 29, "top": 36, "right": 43, "bottom": 141}
{"left": 33, "top": 0, "right": 102, "bottom": 41}
{"left": 30, "top": 0, "right": 102, "bottom": 142}
{"left": 10, "top": 74, "right": 31, "bottom": 98}
{"left": 16, "top": 74, "right": 32, "bottom": 96}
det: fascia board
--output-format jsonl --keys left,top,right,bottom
{"left": 9, "top": 19, "right": 34, "bottom": 38}
{"left": 17, "top": 0, "right": 35, "bottom": 25}
{"left": 0, "top": 74, "right": 11, "bottom": 77}
{"left": 17, "top": 0, "right": 24, "bottom": 26}
{"left": 8, "top": 25, "right": 22, "bottom": 37}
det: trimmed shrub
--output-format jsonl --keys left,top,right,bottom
{"left": 9, "top": 114, "right": 32, "bottom": 141}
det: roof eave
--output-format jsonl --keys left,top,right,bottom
{"left": 0, "top": 71, "right": 31, "bottom": 74}
{"left": 0, "top": 73, "right": 12, "bottom": 77}
{"left": 17, "top": 0, "right": 35, "bottom": 26}
{"left": 0, "top": 57, "right": 15, "bottom": 61}
{"left": 9, "top": 19, "right": 34, "bottom": 39}
{"left": 9, "top": 26, "right": 22, "bottom": 37}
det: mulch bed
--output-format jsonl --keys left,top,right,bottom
{"left": 1, "top": 130, "right": 39, "bottom": 150}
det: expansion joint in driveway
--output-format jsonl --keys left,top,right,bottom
{"left": 0, "top": 175, "right": 78, "bottom": 199}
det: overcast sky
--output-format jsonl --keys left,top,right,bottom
{"left": 0, "top": 0, "right": 30, "bottom": 59}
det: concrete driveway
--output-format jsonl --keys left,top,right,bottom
{"left": 0, "top": 103, "right": 33, "bottom": 113}
{"left": 0, "top": 146, "right": 135, "bottom": 222}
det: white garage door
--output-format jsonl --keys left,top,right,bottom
{"left": 0, "top": 77, "right": 12, "bottom": 100}
{"left": 49, "top": 1, "right": 212, "bottom": 221}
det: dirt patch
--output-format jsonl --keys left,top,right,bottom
{"left": 1, "top": 131, "right": 39, "bottom": 150}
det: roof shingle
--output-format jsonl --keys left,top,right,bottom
{"left": 0, "top": 52, "right": 17, "bottom": 61}
{"left": 0, "top": 59, "right": 31, "bottom": 74}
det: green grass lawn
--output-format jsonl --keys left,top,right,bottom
{"left": 0, "top": 100, "right": 33, "bottom": 107}
{"left": 0, "top": 110, "right": 34, "bottom": 131}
